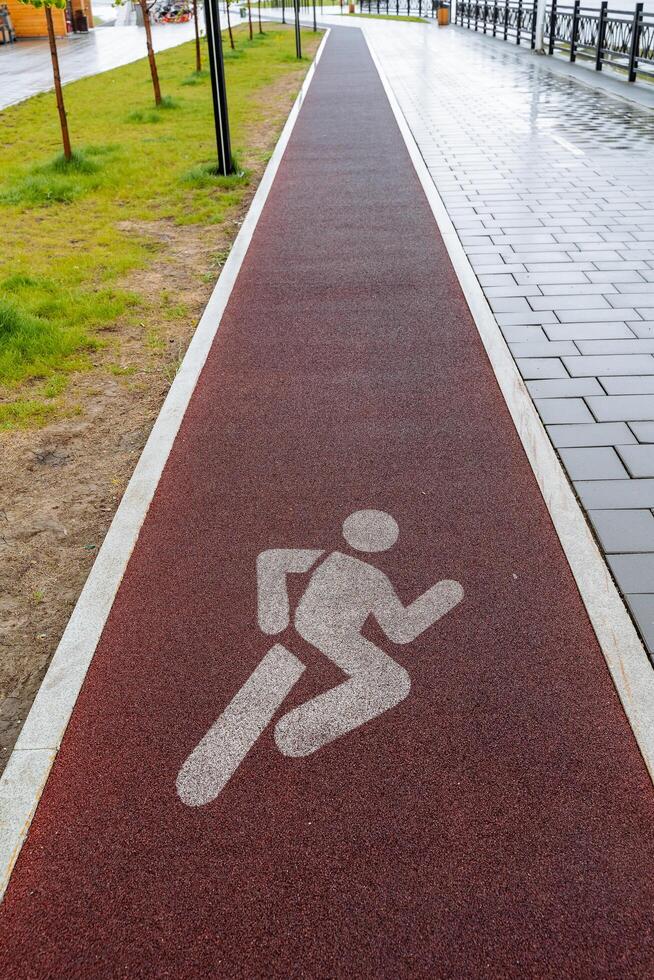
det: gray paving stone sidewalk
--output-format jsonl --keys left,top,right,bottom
{"left": 366, "top": 22, "right": 654, "bottom": 654}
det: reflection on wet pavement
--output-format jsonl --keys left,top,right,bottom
{"left": 369, "top": 23, "right": 654, "bottom": 651}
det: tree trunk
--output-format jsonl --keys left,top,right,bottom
{"left": 193, "top": 0, "right": 201, "bottom": 71}
{"left": 226, "top": 1, "right": 235, "bottom": 48}
{"left": 258, "top": 0, "right": 263, "bottom": 33}
{"left": 45, "top": 5, "right": 72, "bottom": 161}
{"left": 141, "top": 1, "right": 162, "bottom": 105}
{"left": 247, "top": 0, "right": 253, "bottom": 39}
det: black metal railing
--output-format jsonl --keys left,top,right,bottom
{"left": 455, "top": 0, "right": 654, "bottom": 81}
{"left": 358, "top": 0, "right": 438, "bottom": 17}
{"left": 456, "top": 0, "right": 537, "bottom": 45}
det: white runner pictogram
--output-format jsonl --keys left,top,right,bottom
{"left": 177, "top": 510, "right": 463, "bottom": 806}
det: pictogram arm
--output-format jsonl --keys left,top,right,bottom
{"left": 372, "top": 579, "right": 463, "bottom": 645}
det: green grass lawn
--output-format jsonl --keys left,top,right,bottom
{"left": 0, "top": 26, "right": 320, "bottom": 429}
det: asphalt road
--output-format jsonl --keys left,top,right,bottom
{"left": 1, "top": 27, "right": 653, "bottom": 977}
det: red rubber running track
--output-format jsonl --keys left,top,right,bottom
{"left": 2, "top": 28, "right": 654, "bottom": 977}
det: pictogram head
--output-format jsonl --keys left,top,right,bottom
{"left": 342, "top": 510, "right": 399, "bottom": 553}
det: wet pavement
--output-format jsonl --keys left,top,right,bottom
{"left": 360, "top": 20, "right": 654, "bottom": 654}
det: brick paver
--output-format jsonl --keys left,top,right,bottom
{"left": 366, "top": 22, "right": 654, "bottom": 653}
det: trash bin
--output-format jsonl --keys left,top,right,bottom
{"left": 74, "top": 10, "right": 89, "bottom": 31}
{"left": 436, "top": 0, "right": 449, "bottom": 25}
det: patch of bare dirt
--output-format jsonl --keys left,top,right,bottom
{"left": 0, "top": 60, "right": 316, "bottom": 772}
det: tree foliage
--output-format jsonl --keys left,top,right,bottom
{"left": 16, "top": 0, "right": 66, "bottom": 7}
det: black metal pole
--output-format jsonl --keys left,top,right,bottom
{"left": 628, "top": 2, "right": 643, "bottom": 82}
{"left": 595, "top": 0, "right": 607, "bottom": 70}
{"left": 204, "top": 0, "right": 233, "bottom": 175}
{"left": 548, "top": 0, "right": 556, "bottom": 54}
{"left": 569, "top": 0, "right": 580, "bottom": 61}
{"left": 312, "top": 0, "right": 317, "bottom": 29}
{"left": 294, "top": 0, "right": 302, "bottom": 57}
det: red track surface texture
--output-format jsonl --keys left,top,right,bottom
{"left": 2, "top": 29, "right": 654, "bottom": 977}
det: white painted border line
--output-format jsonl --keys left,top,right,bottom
{"left": 363, "top": 30, "right": 654, "bottom": 785}
{"left": 0, "top": 27, "right": 331, "bottom": 903}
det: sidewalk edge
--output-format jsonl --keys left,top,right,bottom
{"left": 363, "top": 30, "right": 654, "bottom": 785}
{"left": 0, "top": 27, "right": 331, "bottom": 904}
